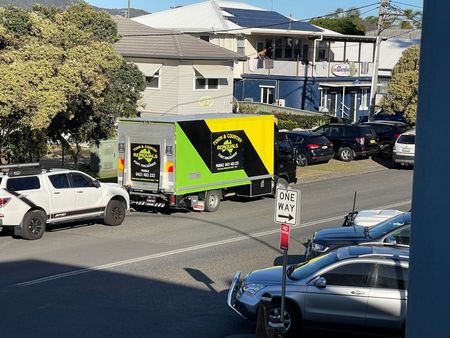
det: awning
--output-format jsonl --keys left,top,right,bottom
{"left": 193, "top": 65, "right": 231, "bottom": 79}
{"left": 135, "top": 63, "right": 162, "bottom": 76}
{"left": 319, "top": 82, "right": 371, "bottom": 88}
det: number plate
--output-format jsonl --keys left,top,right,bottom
{"left": 369, "top": 139, "right": 376, "bottom": 144}
{"left": 402, "top": 148, "right": 411, "bottom": 153}
{"left": 322, "top": 145, "right": 328, "bottom": 149}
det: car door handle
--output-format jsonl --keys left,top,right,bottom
{"left": 77, "top": 191, "right": 84, "bottom": 194}
{"left": 351, "top": 290, "right": 365, "bottom": 295}
{"left": 54, "top": 192, "right": 60, "bottom": 195}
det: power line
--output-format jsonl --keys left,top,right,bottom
{"left": 391, "top": 1, "right": 423, "bottom": 9}
{"left": 121, "top": 2, "right": 380, "bottom": 37}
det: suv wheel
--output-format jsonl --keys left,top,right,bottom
{"left": 268, "top": 301, "right": 301, "bottom": 338}
{"left": 338, "top": 147, "right": 354, "bottom": 162}
{"left": 104, "top": 199, "right": 126, "bottom": 226}
{"left": 296, "top": 153, "right": 308, "bottom": 167}
{"left": 22, "top": 210, "right": 46, "bottom": 240}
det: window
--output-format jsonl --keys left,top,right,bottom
{"left": 145, "top": 70, "right": 160, "bottom": 89}
{"left": 6, "top": 176, "right": 40, "bottom": 191}
{"left": 317, "top": 41, "right": 329, "bottom": 61}
{"left": 49, "top": 174, "right": 70, "bottom": 189}
{"left": 374, "top": 264, "right": 408, "bottom": 290}
{"left": 274, "top": 38, "right": 283, "bottom": 59}
{"left": 237, "top": 36, "right": 245, "bottom": 56}
{"left": 320, "top": 88, "right": 328, "bottom": 109}
{"left": 70, "top": 173, "right": 95, "bottom": 188}
{"left": 322, "top": 263, "right": 374, "bottom": 287}
{"left": 195, "top": 77, "right": 219, "bottom": 90}
{"left": 359, "top": 88, "right": 369, "bottom": 110}
{"left": 260, "top": 86, "right": 274, "bottom": 104}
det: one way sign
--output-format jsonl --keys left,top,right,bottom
{"left": 274, "top": 188, "right": 300, "bottom": 226}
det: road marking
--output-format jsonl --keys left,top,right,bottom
{"left": 14, "top": 200, "right": 411, "bottom": 287}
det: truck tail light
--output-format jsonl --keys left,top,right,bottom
{"left": 0, "top": 197, "right": 11, "bottom": 208}
{"left": 356, "top": 137, "right": 365, "bottom": 145}
{"left": 169, "top": 195, "right": 176, "bottom": 206}
{"left": 166, "top": 162, "right": 174, "bottom": 173}
{"left": 306, "top": 143, "right": 320, "bottom": 149}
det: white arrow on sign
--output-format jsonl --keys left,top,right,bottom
{"left": 274, "top": 188, "right": 300, "bottom": 226}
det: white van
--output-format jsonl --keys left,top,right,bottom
{"left": 393, "top": 129, "right": 415, "bottom": 168}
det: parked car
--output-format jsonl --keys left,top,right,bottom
{"left": 393, "top": 129, "right": 415, "bottom": 168}
{"left": 0, "top": 164, "right": 130, "bottom": 240}
{"left": 358, "top": 111, "right": 408, "bottom": 124}
{"left": 305, "top": 212, "right": 411, "bottom": 259}
{"left": 228, "top": 244, "right": 409, "bottom": 338}
{"left": 343, "top": 209, "right": 404, "bottom": 227}
{"left": 313, "top": 123, "right": 380, "bottom": 161}
{"left": 362, "top": 121, "right": 412, "bottom": 158}
{"left": 282, "top": 131, "right": 334, "bottom": 167}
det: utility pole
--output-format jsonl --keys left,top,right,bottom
{"left": 368, "top": 0, "right": 389, "bottom": 121}
{"left": 127, "top": 0, "right": 131, "bottom": 19}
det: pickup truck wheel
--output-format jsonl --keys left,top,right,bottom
{"left": 22, "top": 210, "right": 46, "bottom": 240}
{"left": 204, "top": 190, "right": 220, "bottom": 212}
{"left": 104, "top": 200, "right": 126, "bottom": 226}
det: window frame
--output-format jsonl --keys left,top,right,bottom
{"left": 372, "top": 262, "right": 409, "bottom": 290}
{"left": 48, "top": 173, "right": 71, "bottom": 189}
{"left": 260, "top": 85, "right": 275, "bottom": 104}
{"left": 313, "top": 260, "right": 377, "bottom": 288}
{"left": 194, "top": 76, "right": 220, "bottom": 91}
{"left": 320, "top": 88, "right": 329, "bottom": 111}
{"left": 6, "top": 176, "right": 41, "bottom": 191}
{"left": 359, "top": 87, "right": 369, "bottom": 110}
{"left": 145, "top": 69, "right": 161, "bottom": 90}
{"left": 69, "top": 173, "right": 96, "bottom": 189}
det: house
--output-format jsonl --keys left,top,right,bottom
{"left": 112, "top": 16, "right": 246, "bottom": 116}
{"left": 132, "top": 0, "right": 381, "bottom": 122}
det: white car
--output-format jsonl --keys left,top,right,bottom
{"left": 343, "top": 209, "right": 404, "bottom": 227}
{"left": 393, "top": 129, "right": 415, "bottom": 168}
{"left": 0, "top": 165, "right": 130, "bottom": 240}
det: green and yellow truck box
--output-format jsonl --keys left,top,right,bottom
{"left": 117, "top": 114, "right": 281, "bottom": 211}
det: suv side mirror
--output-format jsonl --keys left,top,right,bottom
{"left": 314, "top": 277, "right": 327, "bottom": 288}
{"left": 384, "top": 236, "right": 397, "bottom": 245}
{"left": 93, "top": 180, "right": 101, "bottom": 188}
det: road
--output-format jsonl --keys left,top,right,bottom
{"left": 0, "top": 169, "right": 413, "bottom": 338}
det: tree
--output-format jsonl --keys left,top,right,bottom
{"left": 381, "top": 45, "right": 420, "bottom": 124}
{"left": 0, "top": 4, "right": 144, "bottom": 163}
{"left": 310, "top": 16, "right": 365, "bottom": 35}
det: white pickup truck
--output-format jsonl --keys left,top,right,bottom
{"left": 0, "top": 165, "right": 130, "bottom": 240}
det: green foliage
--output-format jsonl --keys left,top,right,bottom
{"left": 310, "top": 16, "right": 365, "bottom": 35}
{"left": 381, "top": 45, "right": 420, "bottom": 124}
{"left": 0, "top": 4, "right": 144, "bottom": 163}
{"left": 275, "top": 113, "right": 331, "bottom": 130}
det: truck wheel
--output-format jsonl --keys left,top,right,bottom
{"left": 22, "top": 210, "right": 46, "bottom": 240}
{"left": 338, "top": 147, "right": 354, "bottom": 162}
{"left": 204, "top": 190, "right": 220, "bottom": 212}
{"left": 104, "top": 200, "right": 126, "bottom": 226}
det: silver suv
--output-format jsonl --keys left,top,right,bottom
{"left": 228, "top": 245, "right": 408, "bottom": 337}
{"left": 393, "top": 129, "right": 415, "bottom": 168}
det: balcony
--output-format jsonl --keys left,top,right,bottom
{"left": 240, "top": 59, "right": 374, "bottom": 78}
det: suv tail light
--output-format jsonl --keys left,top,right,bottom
{"left": 356, "top": 137, "right": 365, "bottom": 145}
{"left": 0, "top": 197, "right": 11, "bottom": 208}
{"left": 306, "top": 143, "right": 320, "bottom": 149}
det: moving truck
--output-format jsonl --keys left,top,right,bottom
{"left": 117, "top": 114, "right": 296, "bottom": 212}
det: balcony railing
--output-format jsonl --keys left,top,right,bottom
{"left": 241, "top": 59, "right": 374, "bottom": 78}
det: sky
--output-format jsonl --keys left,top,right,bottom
{"left": 85, "top": 0, "right": 424, "bottom": 20}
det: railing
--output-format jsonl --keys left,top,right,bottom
{"left": 241, "top": 59, "right": 374, "bottom": 78}
{"left": 238, "top": 101, "right": 323, "bottom": 116}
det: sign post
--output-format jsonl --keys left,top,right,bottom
{"left": 274, "top": 188, "right": 300, "bottom": 335}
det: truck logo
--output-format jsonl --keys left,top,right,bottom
{"left": 132, "top": 145, "right": 159, "bottom": 167}
{"left": 130, "top": 143, "right": 161, "bottom": 183}
{"left": 211, "top": 131, "right": 244, "bottom": 172}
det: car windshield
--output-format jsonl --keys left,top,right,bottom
{"left": 289, "top": 251, "right": 338, "bottom": 280}
{"left": 368, "top": 212, "right": 411, "bottom": 239}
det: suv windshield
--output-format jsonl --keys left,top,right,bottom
{"left": 369, "top": 212, "right": 411, "bottom": 239}
{"left": 397, "top": 135, "right": 415, "bottom": 144}
{"left": 290, "top": 251, "right": 338, "bottom": 280}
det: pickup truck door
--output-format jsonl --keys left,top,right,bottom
{"left": 46, "top": 173, "right": 77, "bottom": 219}
{"left": 68, "top": 173, "right": 103, "bottom": 215}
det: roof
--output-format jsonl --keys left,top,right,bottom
{"left": 366, "top": 28, "right": 422, "bottom": 40}
{"left": 113, "top": 16, "right": 246, "bottom": 61}
{"left": 119, "top": 113, "right": 267, "bottom": 123}
{"left": 132, "top": 1, "right": 327, "bottom": 35}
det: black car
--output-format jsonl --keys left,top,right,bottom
{"left": 305, "top": 212, "right": 411, "bottom": 260}
{"left": 282, "top": 131, "right": 334, "bottom": 167}
{"left": 358, "top": 111, "right": 408, "bottom": 124}
{"left": 363, "top": 121, "right": 412, "bottom": 158}
{"left": 313, "top": 123, "right": 380, "bottom": 162}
